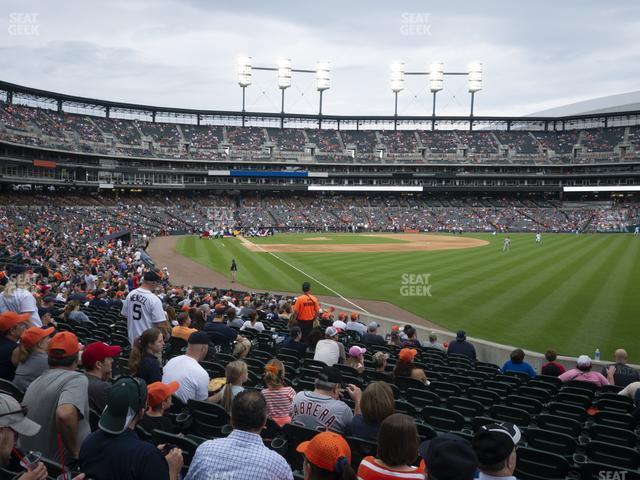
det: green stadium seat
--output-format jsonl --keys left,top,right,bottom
{"left": 535, "top": 414, "right": 582, "bottom": 438}
{"left": 446, "top": 396, "right": 484, "bottom": 419}
{"left": 421, "top": 406, "right": 465, "bottom": 432}
{"left": 547, "top": 401, "right": 587, "bottom": 422}
{"left": 584, "top": 440, "right": 640, "bottom": 471}
{"left": 515, "top": 447, "right": 572, "bottom": 480}
{"left": 587, "top": 423, "right": 638, "bottom": 448}
{"left": 488, "top": 404, "right": 531, "bottom": 428}
{"left": 505, "top": 395, "right": 544, "bottom": 416}
{"left": 524, "top": 427, "right": 577, "bottom": 458}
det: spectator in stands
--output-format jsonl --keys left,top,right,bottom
{"left": 82, "top": 341, "right": 122, "bottom": 413}
{"left": 559, "top": 355, "right": 608, "bottom": 387}
{"left": 0, "top": 392, "right": 52, "bottom": 480}
{"left": 139, "top": 381, "right": 180, "bottom": 434}
{"left": 540, "top": 349, "right": 566, "bottom": 377}
{"left": 162, "top": 332, "right": 210, "bottom": 404}
{"left": 189, "top": 308, "right": 206, "bottom": 331}
{"left": 346, "top": 313, "right": 367, "bottom": 337}
{"left": 63, "top": 301, "right": 91, "bottom": 325}
{"left": 447, "top": 330, "right": 476, "bottom": 361}
{"left": 290, "top": 365, "right": 361, "bottom": 435}
{"left": 420, "top": 433, "right": 478, "bottom": 480}
{"left": 279, "top": 326, "right": 306, "bottom": 356}
{"left": 472, "top": 422, "right": 521, "bottom": 480}
{"left": 121, "top": 270, "right": 169, "bottom": 345}
{"left": 401, "top": 326, "right": 421, "bottom": 349}
{"left": 241, "top": 310, "right": 265, "bottom": 332}
{"left": 79, "top": 376, "right": 183, "bottom": 480}
{"left": 361, "top": 322, "right": 385, "bottom": 346}
{"left": 314, "top": 327, "right": 346, "bottom": 367}
{"left": 296, "top": 431, "right": 356, "bottom": 480}
{"left": 345, "top": 346, "right": 366, "bottom": 374}
{"left": 170, "top": 312, "right": 197, "bottom": 341}
{"left": 13, "top": 326, "right": 53, "bottom": 390}
{"left": 386, "top": 326, "right": 402, "bottom": 347}
{"left": 372, "top": 352, "right": 392, "bottom": 378}
{"left": 358, "top": 413, "right": 423, "bottom": 479}
{"left": 424, "top": 332, "right": 445, "bottom": 351}
{"left": 293, "top": 282, "right": 320, "bottom": 340}
{"left": 89, "top": 289, "right": 110, "bottom": 309}
{"left": 128, "top": 327, "right": 164, "bottom": 385}
{"left": 186, "top": 391, "right": 293, "bottom": 480}
{"left": 501, "top": 348, "right": 536, "bottom": 379}
{"left": 601, "top": 349, "right": 640, "bottom": 387}
{"left": 305, "top": 329, "right": 324, "bottom": 354}
{"left": 261, "top": 359, "right": 296, "bottom": 427}
{"left": 210, "top": 360, "right": 248, "bottom": 411}
{"left": 619, "top": 381, "right": 640, "bottom": 400}
{"left": 21, "top": 332, "right": 89, "bottom": 463}
{"left": 0, "top": 271, "right": 42, "bottom": 327}
{"left": 347, "top": 381, "right": 394, "bottom": 442}
{"left": 393, "top": 348, "right": 428, "bottom": 385}
{"left": 204, "top": 310, "right": 251, "bottom": 358}
{"left": 0, "top": 311, "right": 30, "bottom": 381}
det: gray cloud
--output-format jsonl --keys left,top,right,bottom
{"left": 1, "top": 0, "right": 638, "bottom": 117}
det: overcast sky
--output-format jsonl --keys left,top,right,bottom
{"left": 1, "top": 0, "right": 639, "bottom": 117}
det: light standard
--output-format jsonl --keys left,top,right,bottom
{"left": 316, "top": 61, "right": 330, "bottom": 129}
{"left": 429, "top": 61, "right": 444, "bottom": 131}
{"left": 390, "top": 62, "right": 405, "bottom": 131}
{"left": 468, "top": 61, "right": 482, "bottom": 130}
{"left": 277, "top": 58, "right": 292, "bottom": 128}
{"left": 237, "top": 56, "right": 252, "bottom": 127}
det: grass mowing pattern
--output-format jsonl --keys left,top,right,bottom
{"left": 176, "top": 233, "right": 640, "bottom": 359}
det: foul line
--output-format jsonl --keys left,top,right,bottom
{"left": 238, "top": 237, "right": 370, "bottom": 314}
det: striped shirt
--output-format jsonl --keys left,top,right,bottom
{"left": 261, "top": 386, "right": 296, "bottom": 419}
{"left": 357, "top": 456, "right": 424, "bottom": 480}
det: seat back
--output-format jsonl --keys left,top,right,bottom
{"left": 421, "top": 406, "right": 465, "bottom": 432}
{"left": 515, "top": 447, "right": 571, "bottom": 480}
{"left": 524, "top": 427, "right": 577, "bottom": 457}
{"left": 585, "top": 440, "right": 640, "bottom": 470}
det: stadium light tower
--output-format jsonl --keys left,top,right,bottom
{"left": 390, "top": 62, "right": 405, "bottom": 130}
{"left": 468, "top": 61, "right": 482, "bottom": 128}
{"left": 316, "top": 61, "right": 330, "bottom": 129}
{"left": 237, "top": 56, "right": 252, "bottom": 127}
{"left": 277, "top": 58, "right": 292, "bottom": 128}
{"left": 429, "top": 61, "right": 444, "bottom": 131}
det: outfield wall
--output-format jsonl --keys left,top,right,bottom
{"left": 321, "top": 302, "right": 633, "bottom": 372}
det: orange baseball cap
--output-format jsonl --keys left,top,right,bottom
{"left": 21, "top": 326, "right": 55, "bottom": 349}
{"left": 0, "top": 312, "right": 30, "bottom": 332}
{"left": 350, "top": 312, "right": 359, "bottom": 321}
{"left": 399, "top": 348, "right": 418, "bottom": 363}
{"left": 296, "top": 431, "right": 351, "bottom": 472}
{"left": 147, "top": 381, "right": 180, "bottom": 407}
{"left": 391, "top": 325, "right": 400, "bottom": 332}
{"left": 338, "top": 312, "right": 347, "bottom": 321}
{"left": 48, "top": 331, "right": 80, "bottom": 359}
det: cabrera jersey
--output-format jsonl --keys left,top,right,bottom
{"left": 121, "top": 287, "right": 165, "bottom": 344}
{"left": 289, "top": 391, "right": 353, "bottom": 434}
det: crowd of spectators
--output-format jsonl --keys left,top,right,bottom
{"left": 0, "top": 190, "right": 638, "bottom": 479}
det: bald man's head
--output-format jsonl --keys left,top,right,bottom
{"left": 615, "top": 349, "right": 628, "bottom": 363}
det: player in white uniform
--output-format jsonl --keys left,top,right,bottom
{"left": 121, "top": 270, "right": 167, "bottom": 345}
{"left": 503, "top": 237, "right": 511, "bottom": 252}
{"left": 535, "top": 232, "right": 542, "bottom": 244}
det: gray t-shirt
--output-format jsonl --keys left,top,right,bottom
{"left": 13, "top": 351, "right": 48, "bottom": 391}
{"left": 290, "top": 391, "right": 353, "bottom": 434}
{"left": 20, "top": 369, "right": 90, "bottom": 462}
{"left": 86, "top": 374, "right": 110, "bottom": 413}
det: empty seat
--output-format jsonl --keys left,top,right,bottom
{"left": 515, "top": 447, "right": 571, "bottom": 480}
{"left": 488, "top": 404, "right": 531, "bottom": 428}
{"left": 525, "top": 427, "right": 577, "bottom": 458}
{"left": 421, "top": 406, "right": 465, "bottom": 432}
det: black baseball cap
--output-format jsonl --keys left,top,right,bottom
{"left": 472, "top": 422, "right": 521, "bottom": 466}
{"left": 188, "top": 331, "right": 210, "bottom": 345}
{"left": 420, "top": 433, "right": 478, "bottom": 480}
{"left": 143, "top": 271, "right": 162, "bottom": 282}
{"left": 302, "top": 282, "right": 311, "bottom": 292}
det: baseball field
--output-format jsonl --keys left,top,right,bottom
{"left": 172, "top": 232, "right": 640, "bottom": 359}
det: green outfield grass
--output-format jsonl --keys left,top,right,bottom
{"left": 176, "top": 233, "right": 640, "bottom": 359}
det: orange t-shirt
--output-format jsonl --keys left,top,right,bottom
{"left": 357, "top": 457, "right": 425, "bottom": 480}
{"left": 293, "top": 293, "right": 320, "bottom": 322}
{"left": 172, "top": 326, "right": 199, "bottom": 342}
